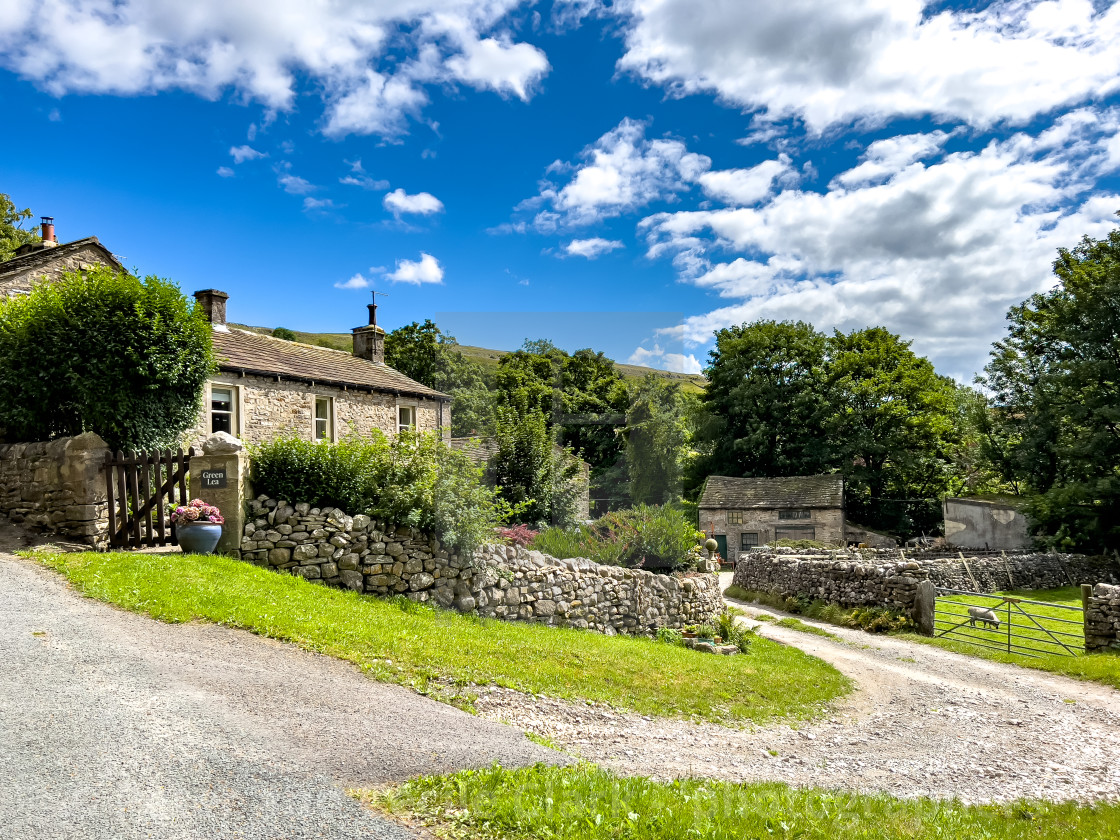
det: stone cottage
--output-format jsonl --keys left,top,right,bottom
{"left": 0, "top": 217, "right": 123, "bottom": 299}
{"left": 698, "top": 474, "right": 846, "bottom": 557}
{"left": 184, "top": 290, "right": 451, "bottom": 449}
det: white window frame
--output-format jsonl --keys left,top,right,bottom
{"left": 397, "top": 403, "right": 417, "bottom": 434}
{"left": 209, "top": 382, "right": 240, "bottom": 437}
{"left": 313, "top": 395, "right": 334, "bottom": 442}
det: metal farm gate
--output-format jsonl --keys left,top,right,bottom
{"left": 103, "top": 448, "right": 194, "bottom": 548}
{"left": 934, "top": 587, "right": 1085, "bottom": 657}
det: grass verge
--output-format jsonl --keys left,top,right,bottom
{"left": 32, "top": 550, "right": 848, "bottom": 725}
{"left": 773, "top": 617, "right": 840, "bottom": 640}
{"left": 365, "top": 763, "right": 1120, "bottom": 840}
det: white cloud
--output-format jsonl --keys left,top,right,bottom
{"left": 216, "top": 166, "right": 235, "bottom": 178}
{"left": 229, "top": 144, "right": 266, "bottom": 163}
{"left": 303, "top": 197, "right": 337, "bottom": 211}
{"left": 563, "top": 237, "right": 624, "bottom": 258}
{"left": 641, "top": 110, "right": 1120, "bottom": 378}
{"left": 627, "top": 343, "right": 703, "bottom": 374}
{"left": 599, "top": 0, "right": 1120, "bottom": 131}
{"left": 517, "top": 117, "right": 710, "bottom": 230}
{"left": 277, "top": 172, "right": 315, "bottom": 195}
{"left": 334, "top": 272, "right": 371, "bottom": 290}
{"left": 0, "top": 0, "right": 549, "bottom": 139}
{"left": 697, "top": 156, "right": 793, "bottom": 205}
{"left": 386, "top": 252, "right": 444, "bottom": 285}
{"left": 383, "top": 188, "right": 445, "bottom": 216}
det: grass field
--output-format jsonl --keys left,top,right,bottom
{"left": 366, "top": 763, "right": 1120, "bottom": 840}
{"left": 930, "top": 586, "right": 1086, "bottom": 658}
{"left": 31, "top": 550, "right": 848, "bottom": 725}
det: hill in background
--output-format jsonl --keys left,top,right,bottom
{"left": 232, "top": 325, "right": 707, "bottom": 392}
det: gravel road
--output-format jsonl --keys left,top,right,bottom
{"left": 0, "top": 543, "right": 563, "bottom": 840}
{"left": 475, "top": 575, "right": 1120, "bottom": 804}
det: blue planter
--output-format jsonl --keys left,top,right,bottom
{"left": 177, "top": 522, "right": 223, "bottom": 555}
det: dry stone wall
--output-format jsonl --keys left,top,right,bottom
{"left": 1085, "top": 584, "right": 1120, "bottom": 651}
{"left": 0, "top": 432, "right": 110, "bottom": 547}
{"left": 241, "top": 496, "right": 722, "bottom": 635}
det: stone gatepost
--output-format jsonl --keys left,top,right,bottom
{"left": 188, "top": 432, "right": 249, "bottom": 557}
{"left": 914, "top": 579, "right": 937, "bottom": 636}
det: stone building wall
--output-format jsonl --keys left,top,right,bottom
{"left": 0, "top": 432, "right": 110, "bottom": 547}
{"left": 700, "top": 506, "right": 846, "bottom": 552}
{"left": 0, "top": 242, "right": 119, "bottom": 299}
{"left": 184, "top": 374, "right": 447, "bottom": 450}
{"left": 240, "top": 496, "right": 722, "bottom": 635}
{"left": 1085, "top": 584, "right": 1120, "bottom": 651}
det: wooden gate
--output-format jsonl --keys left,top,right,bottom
{"left": 103, "top": 448, "right": 194, "bottom": 548}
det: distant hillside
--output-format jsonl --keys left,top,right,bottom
{"left": 232, "top": 325, "right": 706, "bottom": 392}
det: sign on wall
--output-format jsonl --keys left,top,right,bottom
{"left": 200, "top": 468, "right": 227, "bottom": 489}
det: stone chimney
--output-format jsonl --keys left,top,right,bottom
{"left": 352, "top": 302, "right": 385, "bottom": 364}
{"left": 194, "top": 289, "right": 229, "bottom": 326}
{"left": 40, "top": 216, "right": 57, "bottom": 248}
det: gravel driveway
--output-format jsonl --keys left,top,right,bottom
{"left": 475, "top": 575, "right": 1120, "bottom": 804}
{"left": 0, "top": 544, "right": 562, "bottom": 839}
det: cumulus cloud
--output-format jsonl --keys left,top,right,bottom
{"left": 334, "top": 272, "right": 371, "bottom": 290}
{"left": 516, "top": 117, "right": 710, "bottom": 230}
{"left": 640, "top": 109, "right": 1120, "bottom": 378}
{"left": 229, "top": 144, "right": 266, "bottom": 163}
{"left": 0, "top": 0, "right": 550, "bottom": 139}
{"left": 277, "top": 171, "right": 315, "bottom": 195}
{"left": 386, "top": 252, "right": 444, "bottom": 285}
{"left": 302, "top": 197, "right": 338, "bottom": 212}
{"left": 383, "top": 188, "right": 445, "bottom": 216}
{"left": 563, "top": 237, "right": 624, "bottom": 258}
{"left": 627, "top": 343, "right": 703, "bottom": 374}
{"left": 697, "top": 156, "right": 793, "bottom": 205}
{"left": 598, "top": 0, "right": 1120, "bottom": 131}
{"left": 216, "top": 166, "right": 235, "bottom": 178}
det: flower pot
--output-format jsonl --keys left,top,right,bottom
{"left": 681, "top": 631, "right": 698, "bottom": 639}
{"left": 177, "top": 522, "right": 222, "bottom": 555}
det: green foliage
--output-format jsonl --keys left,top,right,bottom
{"left": 36, "top": 550, "right": 849, "bottom": 726}
{"left": 727, "top": 588, "right": 915, "bottom": 633}
{"left": 375, "top": 763, "right": 1120, "bottom": 840}
{"left": 708, "top": 609, "right": 756, "bottom": 652}
{"left": 250, "top": 432, "right": 508, "bottom": 556}
{"left": 384, "top": 319, "right": 495, "bottom": 436}
{"left": 531, "top": 504, "right": 704, "bottom": 570}
{"left": 0, "top": 266, "right": 214, "bottom": 450}
{"left": 0, "top": 192, "right": 39, "bottom": 261}
{"left": 623, "top": 375, "right": 695, "bottom": 505}
{"left": 655, "top": 626, "right": 684, "bottom": 646}
{"left": 271, "top": 326, "right": 297, "bottom": 341}
{"left": 979, "top": 227, "right": 1120, "bottom": 552}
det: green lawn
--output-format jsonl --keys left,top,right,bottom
{"left": 32, "top": 550, "right": 848, "bottom": 725}
{"left": 931, "top": 586, "right": 1086, "bottom": 658}
{"left": 366, "top": 763, "right": 1120, "bottom": 840}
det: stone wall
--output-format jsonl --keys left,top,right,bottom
{"left": 240, "top": 496, "right": 722, "bottom": 635}
{"left": 0, "top": 432, "right": 110, "bottom": 547}
{"left": 1085, "top": 584, "right": 1120, "bottom": 651}
{"left": 0, "top": 241, "right": 119, "bottom": 299}
{"left": 916, "top": 552, "right": 1119, "bottom": 592}
{"left": 184, "top": 374, "right": 447, "bottom": 450}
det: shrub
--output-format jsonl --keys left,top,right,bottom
{"left": 0, "top": 266, "right": 214, "bottom": 450}
{"left": 272, "top": 327, "right": 297, "bottom": 341}
{"left": 530, "top": 504, "right": 704, "bottom": 570}
{"left": 496, "top": 524, "right": 539, "bottom": 548}
{"left": 251, "top": 432, "right": 508, "bottom": 557}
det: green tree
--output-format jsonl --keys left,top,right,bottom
{"left": 1, "top": 192, "right": 39, "bottom": 262}
{"left": 980, "top": 227, "right": 1120, "bottom": 551}
{"left": 384, "top": 319, "right": 494, "bottom": 436}
{"left": 826, "top": 327, "right": 959, "bottom": 535}
{"left": 689, "top": 320, "right": 834, "bottom": 493}
{"left": 0, "top": 267, "right": 214, "bottom": 450}
{"left": 622, "top": 375, "right": 695, "bottom": 505}
{"left": 272, "top": 326, "right": 297, "bottom": 341}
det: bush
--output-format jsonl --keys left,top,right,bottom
{"left": 272, "top": 327, "right": 297, "bottom": 341}
{"left": 726, "top": 587, "right": 915, "bottom": 634}
{"left": 530, "top": 504, "right": 704, "bottom": 570}
{"left": 496, "top": 524, "right": 539, "bottom": 548}
{"left": 0, "top": 266, "right": 214, "bottom": 450}
{"left": 251, "top": 432, "right": 508, "bottom": 557}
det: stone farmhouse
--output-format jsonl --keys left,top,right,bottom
{"left": 0, "top": 221, "right": 451, "bottom": 447}
{"left": 0, "top": 217, "right": 122, "bottom": 298}
{"left": 699, "top": 474, "right": 846, "bottom": 556}
{"left": 184, "top": 290, "right": 450, "bottom": 450}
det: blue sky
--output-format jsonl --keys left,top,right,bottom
{"left": 1, "top": 0, "right": 1119, "bottom": 380}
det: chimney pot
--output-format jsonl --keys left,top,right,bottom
{"left": 194, "top": 289, "right": 229, "bottom": 326}
{"left": 41, "top": 216, "right": 57, "bottom": 247}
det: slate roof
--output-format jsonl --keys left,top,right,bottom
{"left": 212, "top": 327, "right": 449, "bottom": 401}
{"left": 699, "top": 474, "right": 843, "bottom": 510}
{"left": 0, "top": 237, "right": 123, "bottom": 282}
{"left": 450, "top": 436, "right": 500, "bottom": 464}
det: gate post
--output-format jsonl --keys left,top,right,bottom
{"left": 189, "top": 432, "right": 248, "bottom": 558}
{"left": 914, "top": 580, "right": 936, "bottom": 636}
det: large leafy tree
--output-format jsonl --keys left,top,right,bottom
{"left": 1, "top": 192, "right": 39, "bottom": 262}
{"left": 690, "top": 320, "right": 833, "bottom": 489}
{"left": 622, "top": 374, "right": 695, "bottom": 505}
{"left": 0, "top": 266, "right": 214, "bottom": 450}
{"left": 384, "top": 319, "right": 493, "bottom": 436}
{"left": 980, "top": 228, "right": 1120, "bottom": 551}
{"left": 826, "top": 327, "right": 959, "bottom": 535}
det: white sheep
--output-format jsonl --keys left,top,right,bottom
{"left": 967, "top": 606, "right": 1001, "bottom": 630}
